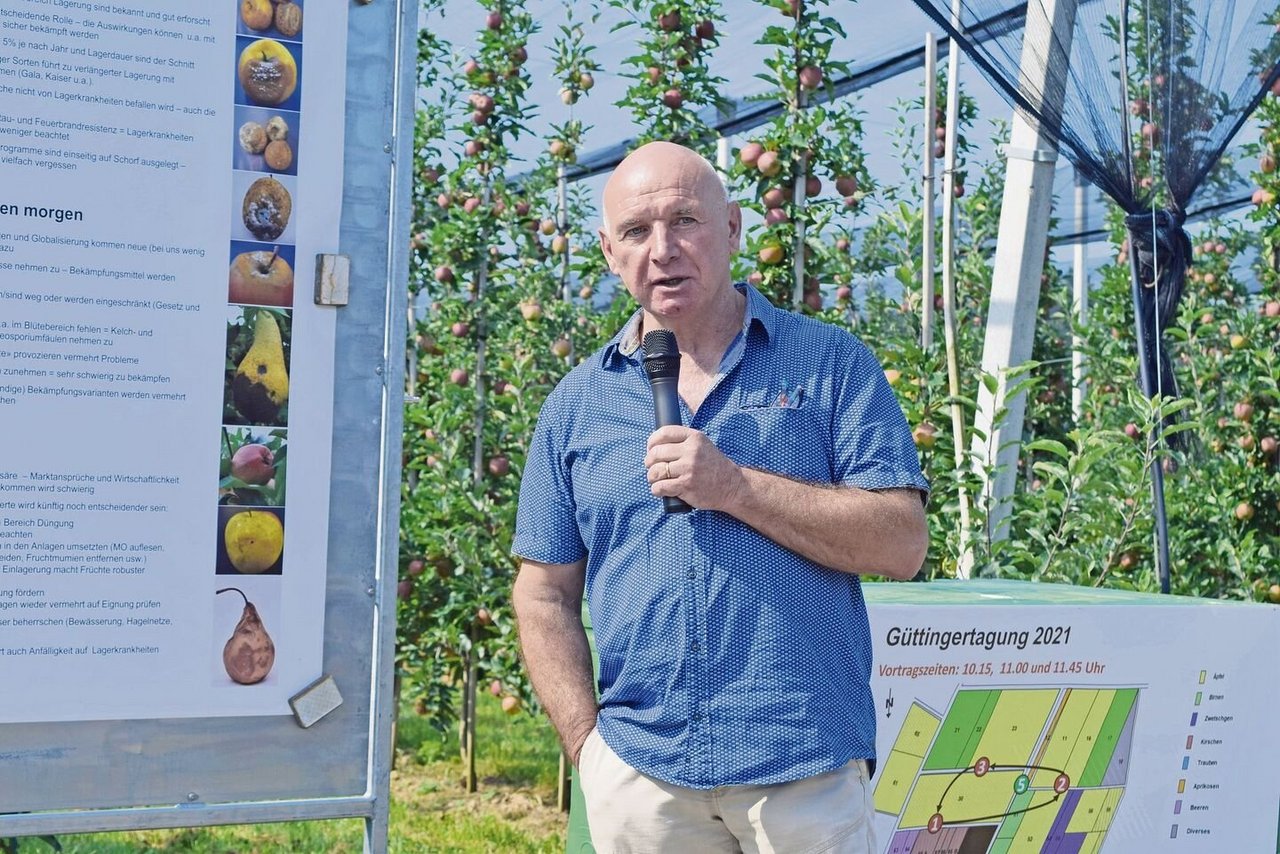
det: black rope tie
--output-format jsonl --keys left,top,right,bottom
{"left": 1123, "top": 207, "right": 1191, "bottom": 446}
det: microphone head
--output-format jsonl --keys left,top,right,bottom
{"left": 642, "top": 329, "right": 678, "bottom": 358}
{"left": 642, "top": 329, "right": 680, "bottom": 380}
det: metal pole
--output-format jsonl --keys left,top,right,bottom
{"left": 939, "top": 10, "right": 973, "bottom": 577}
{"left": 922, "top": 34, "right": 937, "bottom": 350}
{"left": 1126, "top": 241, "right": 1173, "bottom": 595}
{"left": 971, "top": 0, "right": 1078, "bottom": 543}
{"left": 1071, "top": 169, "right": 1089, "bottom": 422}
{"left": 557, "top": 163, "right": 571, "bottom": 303}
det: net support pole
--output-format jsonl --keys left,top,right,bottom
{"left": 1071, "top": 168, "right": 1089, "bottom": 422}
{"left": 971, "top": 0, "right": 1078, "bottom": 545}
{"left": 1126, "top": 244, "right": 1173, "bottom": 595}
{"left": 922, "top": 33, "right": 937, "bottom": 351}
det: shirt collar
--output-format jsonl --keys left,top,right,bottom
{"left": 601, "top": 283, "right": 776, "bottom": 368}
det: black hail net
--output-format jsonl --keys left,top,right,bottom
{"left": 910, "top": 0, "right": 1280, "bottom": 591}
{"left": 910, "top": 0, "right": 1280, "bottom": 421}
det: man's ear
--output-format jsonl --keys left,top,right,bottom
{"left": 727, "top": 201, "right": 743, "bottom": 251}
{"left": 598, "top": 226, "right": 617, "bottom": 274}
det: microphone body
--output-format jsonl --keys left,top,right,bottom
{"left": 642, "top": 330, "right": 693, "bottom": 514}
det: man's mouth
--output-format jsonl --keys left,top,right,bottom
{"left": 650, "top": 277, "right": 686, "bottom": 288}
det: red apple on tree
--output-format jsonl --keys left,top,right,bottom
{"left": 912, "top": 422, "right": 938, "bottom": 449}
{"left": 739, "top": 141, "right": 764, "bottom": 167}
{"left": 551, "top": 338, "right": 572, "bottom": 358}
{"left": 486, "top": 10, "right": 502, "bottom": 29}
{"left": 798, "top": 65, "right": 823, "bottom": 90}
{"left": 756, "top": 150, "right": 781, "bottom": 177}
{"left": 764, "top": 208, "right": 789, "bottom": 226}
{"left": 658, "top": 9, "right": 682, "bottom": 31}
{"left": 663, "top": 88, "right": 684, "bottom": 109}
{"left": 835, "top": 175, "right": 858, "bottom": 197}
{"left": 758, "top": 243, "right": 785, "bottom": 265}
{"left": 488, "top": 455, "right": 510, "bottom": 477}
{"left": 695, "top": 19, "right": 715, "bottom": 40}
{"left": 450, "top": 368, "right": 469, "bottom": 386}
{"left": 407, "top": 559, "right": 425, "bottom": 577}
{"left": 434, "top": 265, "right": 454, "bottom": 284}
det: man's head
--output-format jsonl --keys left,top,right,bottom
{"left": 598, "top": 141, "right": 741, "bottom": 323}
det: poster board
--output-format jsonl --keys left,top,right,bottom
{"left": 0, "top": 0, "right": 414, "bottom": 848}
{"left": 565, "top": 580, "right": 1280, "bottom": 853}
{"left": 869, "top": 580, "right": 1280, "bottom": 852}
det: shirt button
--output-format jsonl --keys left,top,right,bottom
{"left": 690, "top": 641, "right": 700, "bottom": 652}
{"left": 687, "top": 568, "right": 695, "bottom": 579}
{"left": 691, "top": 711, "right": 702, "bottom": 722}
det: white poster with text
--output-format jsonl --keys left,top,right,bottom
{"left": 0, "top": 0, "right": 346, "bottom": 722}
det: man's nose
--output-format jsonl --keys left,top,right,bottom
{"left": 649, "top": 225, "right": 679, "bottom": 263}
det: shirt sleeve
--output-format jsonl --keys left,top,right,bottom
{"left": 512, "top": 386, "right": 588, "bottom": 565}
{"left": 829, "top": 337, "right": 930, "bottom": 497}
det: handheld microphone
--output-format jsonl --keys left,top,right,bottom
{"left": 642, "top": 329, "right": 693, "bottom": 514}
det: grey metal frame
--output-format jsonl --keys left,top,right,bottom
{"left": 0, "top": 1, "right": 416, "bottom": 851}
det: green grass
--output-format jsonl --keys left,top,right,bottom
{"left": 14, "top": 695, "right": 567, "bottom": 854}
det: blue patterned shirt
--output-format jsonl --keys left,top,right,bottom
{"left": 513, "top": 284, "right": 928, "bottom": 789}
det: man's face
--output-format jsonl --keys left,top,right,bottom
{"left": 598, "top": 149, "right": 741, "bottom": 322}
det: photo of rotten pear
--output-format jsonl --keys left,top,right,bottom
{"left": 215, "top": 586, "right": 275, "bottom": 685}
{"left": 220, "top": 426, "right": 287, "bottom": 507}
{"left": 223, "top": 306, "right": 290, "bottom": 427}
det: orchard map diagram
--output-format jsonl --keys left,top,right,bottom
{"left": 876, "top": 686, "right": 1138, "bottom": 853}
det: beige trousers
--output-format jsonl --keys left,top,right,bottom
{"left": 578, "top": 728, "right": 877, "bottom": 854}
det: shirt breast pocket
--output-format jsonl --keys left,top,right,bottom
{"left": 718, "top": 400, "right": 830, "bottom": 481}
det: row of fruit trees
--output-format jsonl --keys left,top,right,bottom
{"left": 396, "top": 0, "right": 1280, "bottom": 787}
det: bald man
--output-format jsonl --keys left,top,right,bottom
{"left": 512, "top": 141, "right": 928, "bottom": 852}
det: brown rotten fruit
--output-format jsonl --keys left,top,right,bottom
{"left": 217, "top": 587, "right": 275, "bottom": 685}
{"left": 274, "top": 1, "right": 302, "bottom": 38}
{"left": 240, "top": 0, "right": 273, "bottom": 31}
{"left": 229, "top": 248, "right": 294, "bottom": 307}
{"left": 238, "top": 39, "right": 298, "bottom": 106}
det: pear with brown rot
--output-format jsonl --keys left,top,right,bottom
{"left": 217, "top": 587, "right": 275, "bottom": 685}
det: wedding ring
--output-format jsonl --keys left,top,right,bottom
{"left": 664, "top": 462, "right": 672, "bottom": 480}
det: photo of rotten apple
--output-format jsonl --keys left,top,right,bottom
{"left": 219, "top": 425, "right": 287, "bottom": 508}
{"left": 228, "top": 240, "right": 295, "bottom": 308}
{"left": 235, "top": 36, "right": 302, "bottom": 112}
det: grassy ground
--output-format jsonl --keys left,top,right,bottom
{"left": 11, "top": 697, "right": 567, "bottom": 854}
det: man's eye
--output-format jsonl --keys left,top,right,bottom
{"left": 675, "top": 216, "right": 696, "bottom": 225}
{"left": 624, "top": 227, "right": 646, "bottom": 238}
